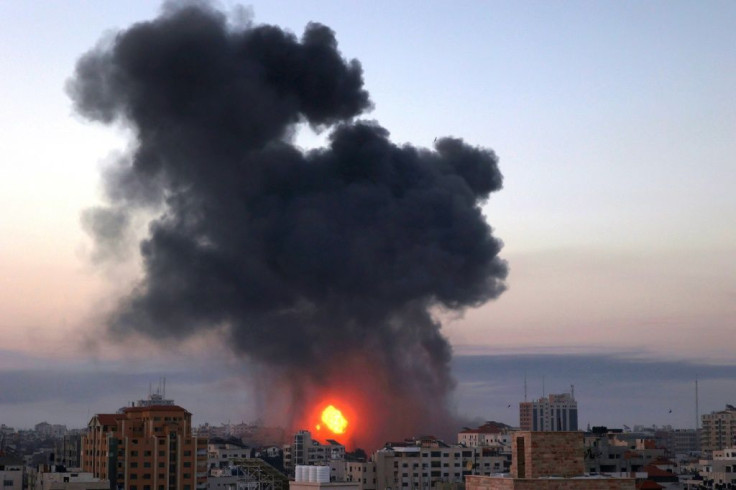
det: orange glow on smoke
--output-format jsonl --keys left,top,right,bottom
{"left": 320, "top": 405, "right": 348, "bottom": 434}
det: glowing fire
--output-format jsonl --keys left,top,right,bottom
{"left": 319, "top": 404, "right": 348, "bottom": 434}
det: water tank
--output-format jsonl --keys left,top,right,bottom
{"left": 308, "top": 465, "right": 318, "bottom": 482}
{"left": 317, "top": 466, "right": 330, "bottom": 483}
{"left": 295, "top": 465, "right": 305, "bottom": 482}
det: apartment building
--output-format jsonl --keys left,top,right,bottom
{"left": 82, "top": 404, "right": 207, "bottom": 490}
{"left": 55, "top": 434, "right": 83, "bottom": 469}
{"left": 519, "top": 392, "right": 578, "bottom": 432}
{"left": 701, "top": 405, "right": 736, "bottom": 453}
{"left": 283, "top": 431, "right": 345, "bottom": 471}
{"left": 0, "top": 456, "right": 24, "bottom": 490}
{"left": 466, "top": 431, "right": 635, "bottom": 490}
{"left": 584, "top": 430, "right": 666, "bottom": 474}
{"left": 367, "top": 436, "right": 509, "bottom": 490}
{"left": 457, "top": 422, "right": 511, "bottom": 449}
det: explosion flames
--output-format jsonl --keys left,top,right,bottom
{"left": 318, "top": 405, "right": 348, "bottom": 435}
{"left": 69, "top": 2, "right": 507, "bottom": 451}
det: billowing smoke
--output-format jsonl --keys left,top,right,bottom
{"left": 69, "top": 2, "right": 507, "bottom": 449}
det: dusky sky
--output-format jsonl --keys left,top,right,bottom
{"left": 1, "top": 1, "right": 734, "bottom": 431}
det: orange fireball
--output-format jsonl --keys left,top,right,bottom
{"left": 320, "top": 404, "right": 348, "bottom": 434}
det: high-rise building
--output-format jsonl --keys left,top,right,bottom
{"left": 82, "top": 402, "right": 207, "bottom": 490}
{"left": 701, "top": 404, "right": 736, "bottom": 454}
{"left": 519, "top": 392, "right": 578, "bottom": 431}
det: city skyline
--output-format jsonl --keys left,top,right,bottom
{"left": 1, "top": 1, "right": 734, "bottom": 433}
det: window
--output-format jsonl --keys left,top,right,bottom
{"left": 131, "top": 451, "right": 139, "bottom": 457}
{"left": 144, "top": 462, "right": 151, "bottom": 468}
{"left": 131, "top": 462, "right": 138, "bottom": 468}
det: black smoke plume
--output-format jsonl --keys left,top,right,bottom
{"left": 69, "top": 2, "right": 507, "bottom": 446}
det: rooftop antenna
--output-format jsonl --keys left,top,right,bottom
{"left": 163, "top": 377, "right": 166, "bottom": 399}
{"left": 524, "top": 371, "right": 528, "bottom": 402}
{"left": 571, "top": 384, "right": 575, "bottom": 399}
{"left": 542, "top": 376, "right": 546, "bottom": 398}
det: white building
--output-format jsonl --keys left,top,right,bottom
{"left": 519, "top": 392, "right": 578, "bottom": 431}
{"left": 34, "top": 470, "right": 108, "bottom": 490}
{"left": 0, "top": 460, "right": 24, "bottom": 490}
{"left": 457, "top": 422, "right": 511, "bottom": 449}
{"left": 701, "top": 447, "right": 736, "bottom": 488}
{"left": 344, "top": 436, "right": 510, "bottom": 490}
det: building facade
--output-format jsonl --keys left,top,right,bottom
{"left": 458, "top": 422, "right": 511, "bottom": 449}
{"left": 701, "top": 405, "right": 736, "bottom": 454}
{"left": 283, "top": 431, "right": 345, "bottom": 472}
{"left": 519, "top": 393, "right": 578, "bottom": 432}
{"left": 361, "top": 436, "right": 510, "bottom": 490}
{"left": 82, "top": 405, "right": 208, "bottom": 490}
{"left": 465, "top": 432, "right": 635, "bottom": 490}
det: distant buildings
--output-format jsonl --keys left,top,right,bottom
{"left": 583, "top": 428, "right": 666, "bottom": 473}
{"left": 465, "top": 431, "right": 635, "bottom": 490}
{"left": 82, "top": 399, "right": 208, "bottom": 490}
{"left": 701, "top": 404, "right": 736, "bottom": 453}
{"left": 519, "top": 392, "right": 578, "bottom": 431}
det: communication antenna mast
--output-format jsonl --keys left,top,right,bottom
{"left": 542, "top": 376, "right": 546, "bottom": 398}
{"left": 571, "top": 384, "right": 575, "bottom": 399}
{"left": 524, "top": 371, "right": 528, "bottom": 402}
{"left": 695, "top": 375, "right": 700, "bottom": 430}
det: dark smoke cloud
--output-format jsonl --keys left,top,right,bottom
{"left": 69, "top": 2, "right": 507, "bottom": 443}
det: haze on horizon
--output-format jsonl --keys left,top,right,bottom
{"left": 0, "top": 1, "right": 734, "bottom": 433}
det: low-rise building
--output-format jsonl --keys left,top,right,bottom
{"left": 458, "top": 422, "right": 511, "bottom": 450}
{"left": 0, "top": 456, "right": 24, "bottom": 490}
{"left": 465, "top": 431, "right": 635, "bottom": 490}
{"left": 367, "top": 435, "right": 510, "bottom": 490}
{"left": 585, "top": 430, "right": 666, "bottom": 473}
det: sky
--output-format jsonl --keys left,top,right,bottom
{"left": 1, "top": 1, "right": 735, "bottom": 432}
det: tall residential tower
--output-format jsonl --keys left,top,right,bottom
{"left": 519, "top": 392, "right": 578, "bottom": 431}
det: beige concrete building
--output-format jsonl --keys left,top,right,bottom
{"left": 458, "top": 422, "right": 511, "bottom": 449}
{"left": 35, "top": 470, "right": 109, "bottom": 490}
{"left": 465, "top": 432, "right": 635, "bottom": 490}
{"left": 0, "top": 457, "right": 24, "bottom": 490}
{"left": 701, "top": 404, "right": 736, "bottom": 454}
